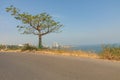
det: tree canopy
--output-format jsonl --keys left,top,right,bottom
{"left": 6, "top": 5, "right": 63, "bottom": 48}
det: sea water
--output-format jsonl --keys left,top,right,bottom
{"left": 72, "top": 44, "right": 120, "bottom": 53}
{"left": 72, "top": 45, "right": 102, "bottom": 53}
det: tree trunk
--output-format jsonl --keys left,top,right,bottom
{"left": 38, "top": 35, "right": 42, "bottom": 49}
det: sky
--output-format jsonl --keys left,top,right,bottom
{"left": 0, "top": 0, "right": 120, "bottom": 46}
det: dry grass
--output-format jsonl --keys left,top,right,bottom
{"left": 2, "top": 48, "right": 120, "bottom": 62}
{"left": 0, "top": 49, "right": 21, "bottom": 52}
{"left": 35, "top": 49, "right": 99, "bottom": 59}
{"left": 100, "top": 46, "right": 120, "bottom": 60}
{"left": 0, "top": 49, "right": 99, "bottom": 59}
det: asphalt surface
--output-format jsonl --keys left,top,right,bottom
{"left": 0, "top": 52, "right": 120, "bottom": 80}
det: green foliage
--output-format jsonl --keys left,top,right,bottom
{"left": 21, "top": 44, "right": 37, "bottom": 51}
{"left": 6, "top": 5, "right": 63, "bottom": 35}
{"left": 100, "top": 45, "right": 120, "bottom": 60}
{"left": 38, "top": 45, "right": 43, "bottom": 49}
{"left": 0, "top": 45, "right": 6, "bottom": 50}
{"left": 6, "top": 5, "right": 63, "bottom": 48}
{"left": 7, "top": 45, "right": 20, "bottom": 50}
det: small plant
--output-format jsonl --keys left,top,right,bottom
{"left": 7, "top": 45, "right": 20, "bottom": 50}
{"left": 21, "top": 44, "right": 37, "bottom": 51}
{"left": 100, "top": 45, "right": 120, "bottom": 60}
{"left": 0, "top": 45, "right": 6, "bottom": 50}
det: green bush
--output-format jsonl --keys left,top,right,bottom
{"left": 0, "top": 45, "right": 6, "bottom": 50}
{"left": 100, "top": 45, "right": 120, "bottom": 60}
{"left": 21, "top": 44, "right": 37, "bottom": 51}
{"left": 7, "top": 45, "right": 20, "bottom": 50}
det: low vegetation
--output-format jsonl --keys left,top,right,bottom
{"left": 36, "top": 49, "right": 99, "bottom": 59}
{"left": 100, "top": 45, "right": 120, "bottom": 60}
{"left": 1, "top": 44, "right": 120, "bottom": 61}
{"left": 0, "top": 45, "right": 6, "bottom": 50}
{"left": 21, "top": 44, "right": 37, "bottom": 51}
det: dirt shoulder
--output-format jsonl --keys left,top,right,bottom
{"left": 0, "top": 49, "right": 99, "bottom": 59}
{"left": 1, "top": 49, "right": 120, "bottom": 63}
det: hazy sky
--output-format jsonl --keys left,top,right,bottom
{"left": 0, "top": 0, "right": 120, "bottom": 46}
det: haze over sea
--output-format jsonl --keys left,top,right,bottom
{"left": 72, "top": 44, "right": 120, "bottom": 53}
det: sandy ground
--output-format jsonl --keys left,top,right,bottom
{"left": 1, "top": 49, "right": 120, "bottom": 63}
{"left": 0, "top": 49, "right": 99, "bottom": 58}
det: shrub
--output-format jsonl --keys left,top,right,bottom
{"left": 0, "top": 45, "right": 7, "bottom": 50}
{"left": 21, "top": 44, "right": 37, "bottom": 51}
{"left": 7, "top": 45, "right": 20, "bottom": 50}
{"left": 100, "top": 45, "right": 120, "bottom": 60}
{"left": 0, "top": 45, "right": 6, "bottom": 50}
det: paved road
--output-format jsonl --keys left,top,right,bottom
{"left": 0, "top": 52, "right": 120, "bottom": 80}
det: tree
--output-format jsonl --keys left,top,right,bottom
{"left": 6, "top": 5, "right": 63, "bottom": 48}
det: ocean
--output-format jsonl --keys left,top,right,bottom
{"left": 71, "top": 45, "right": 102, "bottom": 53}
{"left": 72, "top": 44, "right": 120, "bottom": 53}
